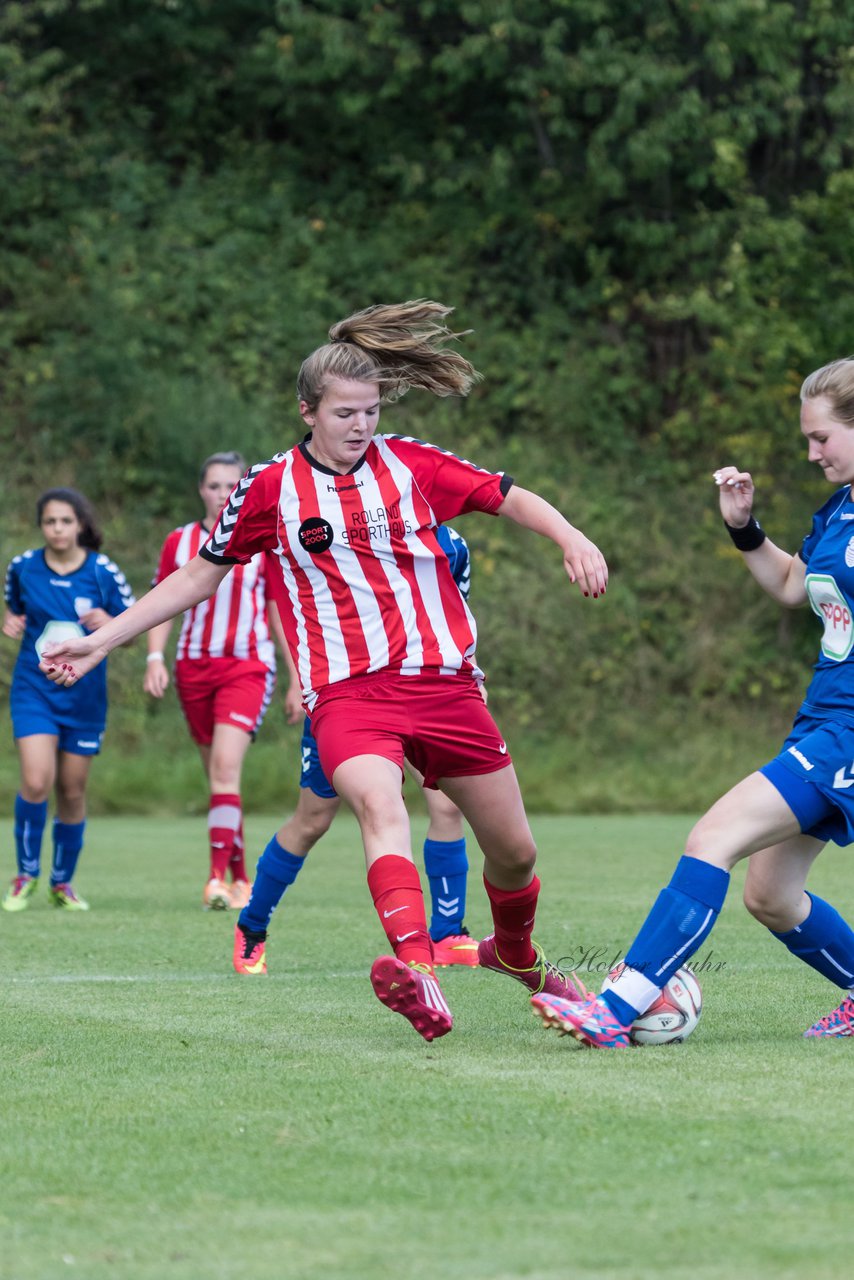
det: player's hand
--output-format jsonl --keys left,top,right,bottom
{"left": 283, "top": 683, "right": 303, "bottom": 724}
{"left": 40, "top": 633, "right": 104, "bottom": 686}
{"left": 2, "top": 611, "right": 26, "bottom": 640}
{"left": 143, "top": 658, "right": 169, "bottom": 698}
{"left": 713, "top": 466, "right": 755, "bottom": 526}
{"left": 79, "top": 607, "right": 113, "bottom": 631}
{"left": 561, "top": 530, "right": 608, "bottom": 598}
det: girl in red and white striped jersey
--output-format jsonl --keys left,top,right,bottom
{"left": 143, "top": 453, "right": 284, "bottom": 912}
{"left": 41, "top": 301, "right": 608, "bottom": 1043}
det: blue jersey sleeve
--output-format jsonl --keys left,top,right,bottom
{"left": 436, "top": 525, "right": 471, "bottom": 600}
{"left": 94, "top": 554, "right": 136, "bottom": 616}
{"left": 4, "top": 556, "right": 25, "bottom": 615}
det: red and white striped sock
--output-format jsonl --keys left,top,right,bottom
{"left": 228, "top": 818, "right": 248, "bottom": 883}
{"left": 208, "top": 792, "right": 241, "bottom": 882}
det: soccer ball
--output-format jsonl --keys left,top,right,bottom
{"left": 602, "top": 964, "right": 702, "bottom": 1045}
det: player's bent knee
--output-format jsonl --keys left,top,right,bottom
{"left": 351, "top": 789, "right": 406, "bottom": 834}
{"left": 485, "top": 836, "right": 536, "bottom": 875}
{"left": 742, "top": 880, "right": 800, "bottom": 930}
{"left": 21, "top": 776, "right": 52, "bottom": 803}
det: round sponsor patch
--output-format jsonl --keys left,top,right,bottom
{"left": 298, "top": 517, "right": 334, "bottom": 553}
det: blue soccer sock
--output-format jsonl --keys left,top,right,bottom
{"left": 771, "top": 893, "right": 854, "bottom": 989}
{"left": 423, "top": 836, "right": 468, "bottom": 941}
{"left": 14, "top": 795, "right": 48, "bottom": 878}
{"left": 51, "top": 819, "right": 85, "bottom": 887}
{"left": 602, "top": 856, "right": 731, "bottom": 1024}
{"left": 239, "top": 835, "right": 306, "bottom": 934}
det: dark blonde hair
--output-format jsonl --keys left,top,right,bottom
{"left": 199, "top": 451, "right": 246, "bottom": 484}
{"left": 296, "top": 300, "right": 482, "bottom": 410}
{"left": 800, "top": 357, "right": 854, "bottom": 427}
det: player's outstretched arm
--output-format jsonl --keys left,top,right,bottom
{"left": 40, "top": 555, "right": 232, "bottom": 687}
{"left": 498, "top": 485, "right": 608, "bottom": 598}
{"left": 714, "top": 466, "right": 807, "bottom": 607}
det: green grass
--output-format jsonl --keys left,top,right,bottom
{"left": 1, "top": 813, "right": 851, "bottom": 1280}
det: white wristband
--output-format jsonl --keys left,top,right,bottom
{"left": 146, "top": 651, "right": 165, "bottom": 663}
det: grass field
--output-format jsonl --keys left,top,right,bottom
{"left": 1, "top": 811, "right": 851, "bottom": 1280}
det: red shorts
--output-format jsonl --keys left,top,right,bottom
{"left": 310, "top": 671, "right": 512, "bottom": 789}
{"left": 174, "top": 657, "right": 275, "bottom": 747}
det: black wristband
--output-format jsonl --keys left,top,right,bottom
{"left": 725, "top": 515, "right": 766, "bottom": 552}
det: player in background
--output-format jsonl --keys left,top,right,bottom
{"left": 39, "top": 300, "right": 608, "bottom": 1043}
{"left": 533, "top": 355, "right": 854, "bottom": 1046}
{"left": 143, "top": 451, "right": 288, "bottom": 911}
{"left": 2, "top": 488, "right": 135, "bottom": 911}
{"left": 232, "top": 524, "right": 481, "bottom": 976}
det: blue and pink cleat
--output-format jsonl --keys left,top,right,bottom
{"left": 531, "top": 992, "right": 633, "bottom": 1048}
{"left": 804, "top": 994, "right": 854, "bottom": 1038}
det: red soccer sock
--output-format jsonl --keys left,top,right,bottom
{"left": 367, "top": 854, "right": 434, "bottom": 971}
{"left": 208, "top": 792, "right": 241, "bottom": 882}
{"left": 228, "top": 818, "right": 248, "bottom": 883}
{"left": 483, "top": 873, "right": 541, "bottom": 970}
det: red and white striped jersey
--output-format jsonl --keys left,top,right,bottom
{"left": 199, "top": 434, "right": 513, "bottom": 710}
{"left": 154, "top": 521, "right": 275, "bottom": 667}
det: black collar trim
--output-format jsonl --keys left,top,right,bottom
{"left": 299, "top": 434, "right": 368, "bottom": 477}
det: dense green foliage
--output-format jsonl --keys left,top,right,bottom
{"left": 2, "top": 1, "right": 854, "bottom": 809}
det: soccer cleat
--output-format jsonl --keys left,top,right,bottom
{"left": 803, "top": 994, "right": 854, "bottom": 1038}
{"left": 49, "top": 883, "right": 89, "bottom": 911}
{"left": 370, "top": 955, "right": 453, "bottom": 1042}
{"left": 532, "top": 992, "right": 632, "bottom": 1048}
{"left": 432, "top": 929, "right": 480, "bottom": 967}
{"left": 477, "top": 935, "right": 588, "bottom": 1000}
{"left": 203, "top": 877, "right": 231, "bottom": 911}
{"left": 233, "top": 922, "right": 267, "bottom": 975}
{"left": 229, "top": 880, "right": 253, "bottom": 911}
{"left": 2, "top": 874, "right": 39, "bottom": 912}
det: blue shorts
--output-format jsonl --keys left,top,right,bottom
{"left": 760, "top": 709, "right": 854, "bottom": 846}
{"left": 299, "top": 718, "right": 337, "bottom": 799}
{"left": 10, "top": 692, "right": 104, "bottom": 757}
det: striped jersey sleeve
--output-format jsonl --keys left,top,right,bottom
{"left": 201, "top": 456, "right": 286, "bottom": 565}
{"left": 94, "top": 554, "right": 136, "bottom": 614}
{"left": 4, "top": 555, "right": 24, "bottom": 613}
{"left": 382, "top": 435, "right": 513, "bottom": 523}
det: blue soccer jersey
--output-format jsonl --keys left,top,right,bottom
{"left": 435, "top": 524, "right": 471, "bottom": 601}
{"left": 5, "top": 548, "right": 135, "bottom": 734}
{"left": 797, "top": 486, "right": 854, "bottom": 719}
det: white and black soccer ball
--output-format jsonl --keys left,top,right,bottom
{"left": 602, "top": 964, "right": 703, "bottom": 1045}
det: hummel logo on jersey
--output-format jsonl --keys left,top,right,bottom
{"left": 383, "top": 906, "right": 408, "bottom": 918}
{"left": 328, "top": 481, "right": 363, "bottom": 492}
{"left": 229, "top": 711, "right": 254, "bottom": 727}
{"left": 49, "top": 579, "right": 71, "bottom": 588}
{"left": 841, "top": 513, "right": 854, "bottom": 520}
{"left": 788, "top": 746, "right": 814, "bottom": 771}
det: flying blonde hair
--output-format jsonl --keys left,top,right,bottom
{"left": 296, "top": 300, "right": 483, "bottom": 410}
